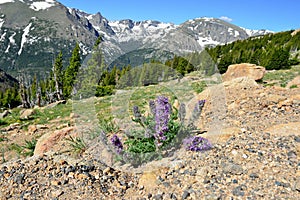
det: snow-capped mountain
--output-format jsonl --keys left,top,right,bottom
{"left": 0, "top": 0, "right": 272, "bottom": 78}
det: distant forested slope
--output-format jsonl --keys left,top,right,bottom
{"left": 206, "top": 30, "right": 300, "bottom": 73}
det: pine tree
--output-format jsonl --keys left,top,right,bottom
{"left": 64, "top": 43, "right": 81, "bottom": 98}
{"left": 267, "top": 47, "right": 290, "bottom": 70}
{"left": 2, "top": 86, "right": 20, "bottom": 108}
{"left": 78, "top": 37, "right": 105, "bottom": 98}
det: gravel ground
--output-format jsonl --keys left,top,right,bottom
{"left": 1, "top": 81, "right": 299, "bottom": 200}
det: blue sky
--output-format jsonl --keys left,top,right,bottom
{"left": 58, "top": 0, "right": 299, "bottom": 32}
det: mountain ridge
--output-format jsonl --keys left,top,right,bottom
{"left": 0, "top": 0, "right": 273, "bottom": 78}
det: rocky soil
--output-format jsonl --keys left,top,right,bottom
{"left": 1, "top": 76, "right": 300, "bottom": 199}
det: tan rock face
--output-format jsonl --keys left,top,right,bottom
{"left": 34, "top": 127, "right": 74, "bottom": 155}
{"left": 222, "top": 63, "right": 266, "bottom": 81}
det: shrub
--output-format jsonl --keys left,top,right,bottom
{"left": 65, "top": 136, "right": 86, "bottom": 155}
{"left": 95, "top": 85, "right": 114, "bottom": 97}
{"left": 9, "top": 138, "right": 37, "bottom": 157}
{"left": 109, "top": 96, "right": 211, "bottom": 166}
{"left": 191, "top": 81, "right": 207, "bottom": 93}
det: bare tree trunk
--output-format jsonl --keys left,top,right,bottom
{"left": 53, "top": 66, "right": 63, "bottom": 101}
{"left": 20, "top": 83, "right": 30, "bottom": 108}
{"left": 36, "top": 91, "right": 41, "bottom": 107}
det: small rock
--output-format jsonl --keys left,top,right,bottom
{"left": 287, "top": 151, "right": 297, "bottom": 159}
{"left": 153, "top": 194, "right": 163, "bottom": 200}
{"left": 169, "top": 193, "right": 177, "bottom": 200}
{"left": 6, "top": 122, "right": 20, "bottom": 131}
{"left": 14, "top": 174, "right": 25, "bottom": 184}
{"left": 294, "top": 177, "right": 300, "bottom": 192}
{"left": 77, "top": 173, "right": 89, "bottom": 179}
{"left": 249, "top": 173, "right": 259, "bottom": 179}
{"left": 222, "top": 163, "right": 244, "bottom": 175}
{"left": 232, "top": 185, "right": 247, "bottom": 196}
{"left": 0, "top": 110, "right": 10, "bottom": 119}
{"left": 51, "top": 180, "right": 61, "bottom": 186}
{"left": 275, "top": 181, "right": 290, "bottom": 188}
{"left": 28, "top": 125, "right": 37, "bottom": 134}
{"left": 182, "top": 190, "right": 190, "bottom": 199}
{"left": 103, "top": 167, "right": 111, "bottom": 174}
{"left": 232, "top": 179, "right": 238, "bottom": 184}
{"left": 52, "top": 190, "right": 64, "bottom": 198}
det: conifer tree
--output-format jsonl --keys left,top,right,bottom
{"left": 64, "top": 43, "right": 81, "bottom": 98}
{"left": 78, "top": 36, "right": 105, "bottom": 98}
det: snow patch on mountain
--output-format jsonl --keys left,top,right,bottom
{"left": 234, "top": 30, "right": 240, "bottom": 37}
{"left": 0, "top": 32, "right": 6, "bottom": 42}
{"left": 243, "top": 28, "right": 273, "bottom": 37}
{"left": 4, "top": 44, "right": 10, "bottom": 53}
{"left": 18, "top": 22, "right": 32, "bottom": 55}
{"left": 5, "top": 32, "right": 16, "bottom": 53}
{"left": 79, "top": 42, "right": 90, "bottom": 55}
{"left": 108, "top": 20, "right": 177, "bottom": 44}
{"left": 8, "top": 32, "right": 16, "bottom": 44}
{"left": 0, "top": 0, "right": 14, "bottom": 4}
{"left": 0, "top": 18, "right": 4, "bottom": 28}
{"left": 197, "top": 36, "right": 220, "bottom": 46}
{"left": 29, "top": 0, "right": 56, "bottom": 11}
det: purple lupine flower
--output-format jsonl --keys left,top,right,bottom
{"left": 154, "top": 96, "right": 171, "bottom": 145}
{"left": 111, "top": 134, "right": 123, "bottom": 154}
{"left": 183, "top": 136, "right": 212, "bottom": 152}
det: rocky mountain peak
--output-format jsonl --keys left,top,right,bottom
{"left": 0, "top": 0, "right": 272, "bottom": 77}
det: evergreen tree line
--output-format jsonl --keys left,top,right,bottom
{"left": 207, "top": 30, "right": 300, "bottom": 73}
{"left": 0, "top": 85, "right": 20, "bottom": 109}
{"left": 0, "top": 42, "right": 82, "bottom": 109}
{"left": 0, "top": 36, "right": 196, "bottom": 109}
{"left": 116, "top": 56, "right": 196, "bottom": 89}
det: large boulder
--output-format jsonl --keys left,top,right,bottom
{"left": 19, "top": 109, "right": 36, "bottom": 120}
{"left": 222, "top": 63, "right": 266, "bottom": 82}
{"left": 41, "top": 100, "right": 66, "bottom": 110}
{"left": 34, "top": 127, "right": 74, "bottom": 155}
